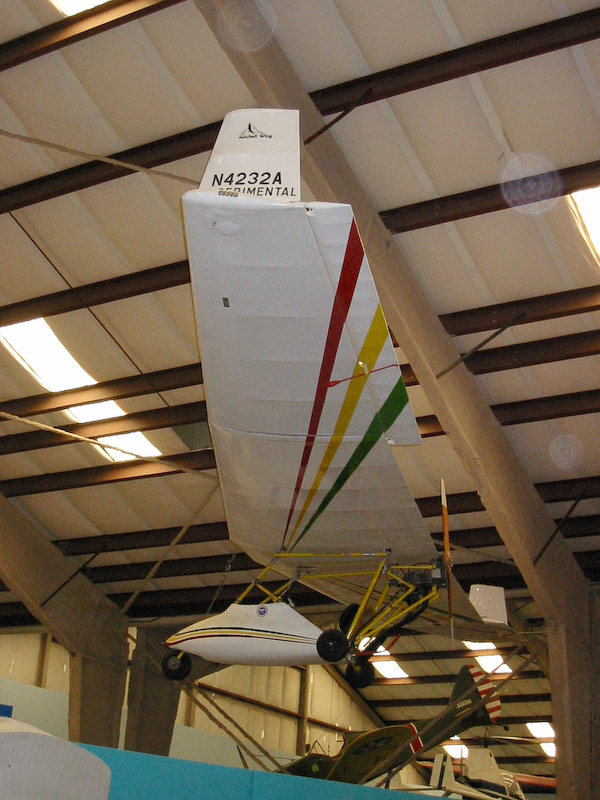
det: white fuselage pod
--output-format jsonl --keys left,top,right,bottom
{"left": 166, "top": 602, "right": 326, "bottom": 666}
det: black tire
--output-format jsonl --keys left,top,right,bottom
{"left": 316, "top": 629, "right": 349, "bottom": 662}
{"left": 162, "top": 651, "right": 192, "bottom": 681}
{"left": 345, "top": 657, "right": 375, "bottom": 689}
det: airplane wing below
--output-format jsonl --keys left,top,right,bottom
{"left": 183, "top": 193, "right": 436, "bottom": 574}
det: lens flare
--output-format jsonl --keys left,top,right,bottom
{"left": 501, "top": 153, "right": 562, "bottom": 215}
{"left": 217, "top": 0, "right": 277, "bottom": 53}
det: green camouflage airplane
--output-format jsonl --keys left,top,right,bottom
{"left": 280, "top": 664, "right": 501, "bottom": 784}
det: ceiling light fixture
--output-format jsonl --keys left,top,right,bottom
{"left": 463, "top": 641, "right": 512, "bottom": 674}
{"left": 570, "top": 187, "right": 600, "bottom": 271}
{"left": 0, "top": 318, "right": 161, "bottom": 462}
{"left": 526, "top": 722, "right": 556, "bottom": 757}
{"left": 358, "top": 638, "right": 409, "bottom": 678}
{"left": 50, "top": 0, "right": 108, "bottom": 16}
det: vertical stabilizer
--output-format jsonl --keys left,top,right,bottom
{"left": 199, "top": 108, "right": 300, "bottom": 201}
{"left": 449, "top": 664, "right": 502, "bottom": 729}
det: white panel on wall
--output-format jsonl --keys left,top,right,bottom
{"left": 0, "top": 634, "right": 40, "bottom": 686}
{"left": 44, "top": 642, "right": 69, "bottom": 694}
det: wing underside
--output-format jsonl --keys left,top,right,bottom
{"left": 183, "top": 193, "right": 437, "bottom": 594}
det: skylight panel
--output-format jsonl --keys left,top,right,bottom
{"left": 527, "top": 722, "right": 556, "bottom": 757}
{"left": 571, "top": 187, "right": 600, "bottom": 267}
{"left": 98, "top": 432, "right": 162, "bottom": 462}
{"left": 70, "top": 401, "right": 125, "bottom": 424}
{"left": 0, "top": 318, "right": 162, "bottom": 463}
{"left": 50, "top": 0, "right": 108, "bottom": 16}
{"left": 463, "top": 641, "right": 512, "bottom": 674}
{"left": 0, "top": 319, "right": 95, "bottom": 392}
{"left": 359, "top": 638, "right": 408, "bottom": 678}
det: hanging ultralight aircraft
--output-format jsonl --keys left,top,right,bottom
{"left": 163, "top": 107, "right": 483, "bottom": 686}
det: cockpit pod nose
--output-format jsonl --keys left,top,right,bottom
{"left": 164, "top": 602, "right": 326, "bottom": 666}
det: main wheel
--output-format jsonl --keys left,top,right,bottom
{"left": 162, "top": 651, "right": 192, "bottom": 681}
{"left": 316, "top": 629, "right": 349, "bottom": 662}
{"left": 345, "top": 657, "right": 375, "bottom": 689}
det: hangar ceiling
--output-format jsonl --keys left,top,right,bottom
{"left": 1, "top": 0, "right": 600, "bottom": 787}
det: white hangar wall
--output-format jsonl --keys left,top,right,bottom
{"left": 0, "top": 630, "right": 377, "bottom": 764}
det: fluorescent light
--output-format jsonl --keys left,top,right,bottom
{"left": 358, "top": 638, "right": 409, "bottom": 678}
{"left": 571, "top": 187, "right": 600, "bottom": 267}
{"left": 0, "top": 318, "right": 162, "bottom": 463}
{"left": 444, "top": 736, "right": 468, "bottom": 759}
{"left": 358, "top": 636, "right": 408, "bottom": 678}
{"left": 98, "top": 432, "right": 162, "bottom": 462}
{"left": 463, "top": 641, "right": 512, "bottom": 674}
{"left": 526, "top": 722, "right": 555, "bottom": 738}
{"left": 0, "top": 319, "right": 95, "bottom": 392}
{"left": 50, "top": 0, "right": 107, "bottom": 16}
{"left": 374, "top": 658, "right": 408, "bottom": 679}
{"left": 70, "top": 401, "right": 125, "bottom": 424}
{"left": 527, "top": 722, "right": 555, "bottom": 757}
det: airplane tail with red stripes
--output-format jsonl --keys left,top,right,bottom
{"left": 449, "top": 664, "right": 502, "bottom": 732}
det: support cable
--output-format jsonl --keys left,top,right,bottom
{"left": 127, "top": 629, "right": 283, "bottom": 772}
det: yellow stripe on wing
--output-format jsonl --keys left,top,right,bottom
{"left": 288, "top": 305, "right": 389, "bottom": 542}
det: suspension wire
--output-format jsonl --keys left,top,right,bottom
{"left": 205, "top": 552, "right": 237, "bottom": 617}
{"left": 0, "top": 127, "right": 198, "bottom": 186}
{"left": 121, "top": 484, "right": 219, "bottom": 614}
{"left": 0, "top": 410, "right": 218, "bottom": 483}
{"left": 127, "top": 630, "right": 282, "bottom": 771}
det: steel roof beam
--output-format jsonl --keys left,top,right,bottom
{"left": 373, "top": 691, "right": 551, "bottom": 708}
{"left": 0, "top": 261, "right": 190, "bottom": 327}
{"left": 417, "top": 475, "right": 599, "bottom": 517}
{"left": 373, "top": 671, "right": 545, "bottom": 687}
{"left": 0, "top": 401, "right": 206, "bottom": 454}
{"left": 440, "top": 284, "right": 600, "bottom": 336}
{"left": 419, "top": 388, "right": 600, "bottom": 437}
{"left": 0, "top": 552, "right": 258, "bottom": 590}
{"left": 2, "top": 387, "right": 597, "bottom": 455}
{"left": 0, "top": 440, "right": 597, "bottom": 506}
{"left": 381, "top": 160, "right": 600, "bottom": 231}
{"left": 50, "top": 514, "right": 598, "bottom": 558}
{"left": 0, "top": 582, "right": 337, "bottom": 626}
{"left": 1, "top": 259, "right": 597, "bottom": 335}
{"left": 430, "top": 515, "right": 600, "bottom": 550}
{"left": 0, "top": 449, "right": 215, "bottom": 496}
{"left": 1, "top": 10, "right": 600, "bottom": 216}
{"left": 0, "top": 0, "right": 186, "bottom": 72}
{"left": 311, "top": 7, "right": 600, "bottom": 114}
{"left": 55, "top": 521, "right": 229, "bottom": 555}
{"left": 0, "top": 363, "right": 202, "bottom": 417}
{"left": 453, "top": 553, "right": 600, "bottom": 590}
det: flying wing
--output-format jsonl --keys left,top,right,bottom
{"left": 182, "top": 109, "right": 437, "bottom": 604}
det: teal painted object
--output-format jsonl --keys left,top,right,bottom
{"left": 83, "top": 746, "right": 425, "bottom": 800}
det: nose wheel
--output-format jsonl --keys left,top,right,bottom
{"left": 162, "top": 651, "right": 192, "bottom": 681}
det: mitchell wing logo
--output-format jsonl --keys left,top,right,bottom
{"left": 239, "top": 122, "right": 272, "bottom": 139}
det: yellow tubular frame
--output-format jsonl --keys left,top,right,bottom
{"left": 233, "top": 552, "right": 440, "bottom": 651}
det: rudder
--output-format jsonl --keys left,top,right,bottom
{"left": 449, "top": 664, "right": 501, "bottom": 727}
{"left": 199, "top": 108, "right": 300, "bottom": 202}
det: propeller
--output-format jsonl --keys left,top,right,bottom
{"left": 441, "top": 478, "right": 454, "bottom": 641}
